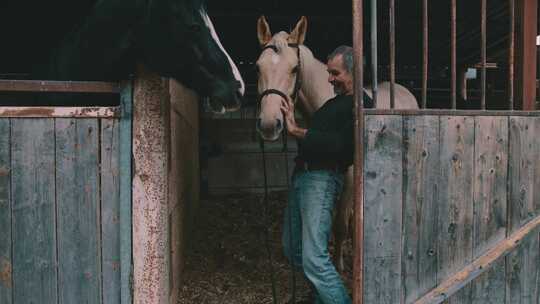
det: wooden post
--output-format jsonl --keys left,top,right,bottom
{"left": 119, "top": 80, "right": 133, "bottom": 304}
{"left": 132, "top": 67, "right": 171, "bottom": 304}
{"left": 515, "top": 0, "right": 537, "bottom": 110}
{"left": 352, "top": 0, "right": 365, "bottom": 303}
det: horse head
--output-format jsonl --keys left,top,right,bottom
{"left": 255, "top": 16, "right": 307, "bottom": 141}
{"left": 138, "top": 0, "right": 245, "bottom": 113}
{"left": 39, "top": 0, "right": 244, "bottom": 112}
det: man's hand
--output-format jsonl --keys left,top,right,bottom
{"left": 280, "top": 97, "right": 307, "bottom": 139}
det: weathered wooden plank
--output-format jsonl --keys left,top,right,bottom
{"left": 0, "top": 79, "right": 120, "bottom": 93}
{"left": 401, "top": 115, "right": 439, "bottom": 303}
{"left": 119, "top": 80, "right": 133, "bottom": 304}
{"left": 55, "top": 118, "right": 101, "bottom": 304}
{"left": 363, "top": 115, "right": 402, "bottom": 304}
{"left": 508, "top": 116, "right": 537, "bottom": 231}
{"left": 0, "top": 107, "right": 119, "bottom": 118}
{"left": 168, "top": 81, "right": 199, "bottom": 304}
{"left": 11, "top": 119, "right": 57, "bottom": 304}
{"left": 101, "top": 119, "right": 121, "bottom": 304}
{"left": 471, "top": 117, "right": 508, "bottom": 303}
{"left": 0, "top": 120, "right": 11, "bottom": 304}
{"left": 505, "top": 233, "right": 539, "bottom": 304}
{"left": 415, "top": 214, "right": 540, "bottom": 304}
{"left": 132, "top": 70, "right": 170, "bottom": 304}
{"left": 506, "top": 116, "right": 540, "bottom": 304}
{"left": 533, "top": 117, "right": 540, "bottom": 225}
{"left": 438, "top": 116, "right": 475, "bottom": 304}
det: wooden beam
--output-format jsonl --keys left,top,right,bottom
{"left": 515, "top": 0, "right": 537, "bottom": 110}
{"left": 0, "top": 106, "right": 119, "bottom": 118}
{"left": 0, "top": 80, "right": 120, "bottom": 94}
{"left": 414, "top": 215, "right": 540, "bottom": 304}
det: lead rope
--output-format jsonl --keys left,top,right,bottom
{"left": 286, "top": 45, "right": 301, "bottom": 304}
{"left": 281, "top": 112, "right": 297, "bottom": 304}
{"left": 259, "top": 97, "right": 298, "bottom": 304}
{"left": 259, "top": 111, "right": 278, "bottom": 304}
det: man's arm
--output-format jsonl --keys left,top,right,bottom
{"left": 281, "top": 97, "right": 307, "bottom": 139}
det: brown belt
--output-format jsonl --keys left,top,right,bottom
{"left": 294, "top": 159, "right": 345, "bottom": 173}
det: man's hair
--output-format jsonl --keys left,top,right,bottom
{"left": 327, "top": 45, "right": 354, "bottom": 73}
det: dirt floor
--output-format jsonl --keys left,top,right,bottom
{"left": 177, "top": 191, "right": 354, "bottom": 304}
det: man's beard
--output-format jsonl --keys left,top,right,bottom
{"left": 333, "top": 85, "right": 345, "bottom": 95}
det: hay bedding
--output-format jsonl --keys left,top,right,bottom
{"left": 177, "top": 191, "right": 354, "bottom": 304}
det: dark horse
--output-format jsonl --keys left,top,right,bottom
{"left": 26, "top": 0, "right": 244, "bottom": 112}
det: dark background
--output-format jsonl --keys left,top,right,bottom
{"left": 0, "top": 0, "right": 527, "bottom": 107}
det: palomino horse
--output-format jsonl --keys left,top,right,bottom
{"left": 255, "top": 16, "right": 419, "bottom": 271}
{"left": 30, "top": 0, "right": 244, "bottom": 112}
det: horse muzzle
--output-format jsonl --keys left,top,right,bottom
{"left": 256, "top": 118, "right": 283, "bottom": 141}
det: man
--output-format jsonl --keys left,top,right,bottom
{"left": 280, "top": 45, "right": 373, "bottom": 304}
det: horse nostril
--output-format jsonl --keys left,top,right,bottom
{"left": 276, "top": 119, "right": 282, "bottom": 130}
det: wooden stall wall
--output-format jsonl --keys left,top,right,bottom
{"left": 132, "top": 68, "right": 201, "bottom": 304}
{"left": 168, "top": 80, "right": 200, "bottom": 304}
{"left": 363, "top": 113, "right": 540, "bottom": 304}
{"left": 0, "top": 115, "right": 125, "bottom": 304}
{"left": 201, "top": 118, "right": 297, "bottom": 194}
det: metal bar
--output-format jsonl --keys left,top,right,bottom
{"left": 415, "top": 214, "right": 540, "bottom": 304}
{"left": 363, "top": 108, "right": 540, "bottom": 116}
{"left": 515, "top": 0, "right": 538, "bottom": 110}
{"left": 0, "top": 80, "right": 120, "bottom": 93}
{"left": 422, "top": 0, "right": 429, "bottom": 109}
{"left": 451, "top": 0, "right": 457, "bottom": 109}
{"left": 422, "top": 0, "right": 428, "bottom": 108}
{"left": 371, "top": 0, "right": 378, "bottom": 108}
{"left": 481, "top": 0, "right": 487, "bottom": 109}
{"left": 508, "top": 0, "right": 515, "bottom": 110}
{"left": 352, "top": 0, "right": 364, "bottom": 302}
{"left": 0, "top": 106, "right": 119, "bottom": 118}
{"left": 390, "top": 0, "right": 396, "bottom": 109}
{"left": 118, "top": 80, "right": 133, "bottom": 304}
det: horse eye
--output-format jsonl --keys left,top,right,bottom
{"left": 292, "top": 65, "right": 299, "bottom": 74}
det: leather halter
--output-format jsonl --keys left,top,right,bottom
{"left": 258, "top": 43, "right": 302, "bottom": 104}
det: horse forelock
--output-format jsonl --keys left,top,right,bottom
{"left": 264, "top": 32, "right": 289, "bottom": 52}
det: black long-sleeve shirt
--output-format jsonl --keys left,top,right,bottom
{"left": 297, "top": 94, "right": 373, "bottom": 168}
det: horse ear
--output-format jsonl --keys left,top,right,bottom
{"left": 257, "top": 15, "right": 272, "bottom": 46}
{"left": 289, "top": 16, "right": 307, "bottom": 44}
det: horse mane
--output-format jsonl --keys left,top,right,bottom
{"left": 297, "top": 44, "right": 335, "bottom": 112}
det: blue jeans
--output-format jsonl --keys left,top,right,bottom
{"left": 282, "top": 169, "right": 351, "bottom": 304}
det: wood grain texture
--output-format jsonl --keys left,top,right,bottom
{"left": 11, "top": 119, "right": 57, "bottom": 304}
{"left": 363, "top": 115, "right": 403, "bottom": 304}
{"left": 402, "top": 116, "right": 440, "bottom": 303}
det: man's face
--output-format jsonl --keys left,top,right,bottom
{"left": 327, "top": 54, "right": 353, "bottom": 95}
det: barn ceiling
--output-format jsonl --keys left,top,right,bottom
{"left": 0, "top": 0, "right": 520, "bottom": 83}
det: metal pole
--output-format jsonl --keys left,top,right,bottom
{"left": 390, "top": 0, "right": 396, "bottom": 109}
{"left": 371, "top": 0, "right": 378, "bottom": 108}
{"left": 481, "top": 0, "right": 487, "bottom": 109}
{"left": 422, "top": 0, "right": 428, "bottom": 108}
{"left": 352, "top": 0, "right": 365, "bottom": 302}
{"left": 451, "top": 0, "right": 457, "bottom": 109}
{"left": 508, "top": 0, "right": 515, "bottom": 110}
